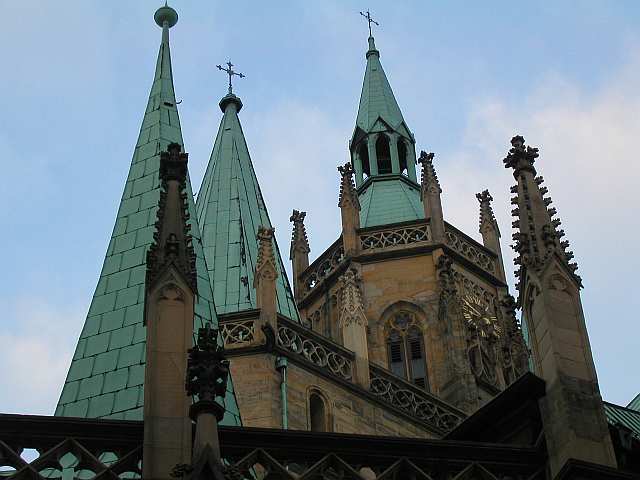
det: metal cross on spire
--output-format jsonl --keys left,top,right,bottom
{"left": 216, "top": 60, "right": 245, "bottom": 95}
{"left": 359, "top": 10, "right": 379, "bottom": 37}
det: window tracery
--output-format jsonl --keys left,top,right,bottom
{"left": 385, "top": 312, "right": 428, "bottom": 390}
{"left": 376, "top": 134, "right": 392, "bottom": 174}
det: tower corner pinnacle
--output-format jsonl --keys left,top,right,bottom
{"left": 145, "top": 143, "right": 198, "bottom": 294}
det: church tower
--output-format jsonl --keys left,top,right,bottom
{"left": 291, "top": 28, "right": 529, "bottom": 418}
{"left": 55, "top": 5, "right": 240, "bottom": 425}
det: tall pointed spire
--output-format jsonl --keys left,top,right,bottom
{"left": 349, "top": 31, "right": 422, "bottom": 227}
{"left": 195, "top": 72, "right": 299, "bottom": 321}
{"left": 55, "top": 6, "right": 241, "bottom": 426}
{"left": 504, "top": 135, "right": 616, "bottom": 473}
{"left": 504, "top": 135, "right": 580, "bottom": 291}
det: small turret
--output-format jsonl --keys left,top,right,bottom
{"left": 476, "top": 189, "right": 506, "bottom": 281}
{"left": 289, "top": 210, "right": 310, "bottom": 301}
{"left": 350, "top": 34, "right": 417, "bottom": 186}
{"left": 419, "top": 151, "right": 445, "bottom": 242}
{"left": 338, "top": 163, "right": 361, "bottom": 256}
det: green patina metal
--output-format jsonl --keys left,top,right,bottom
{"left": 55, "top": 6, "right": 241, "bottom": 425}
{"left": 195, "top": 93, "right": 299, "bottom": 321}
{"left": 629, "top": 393, "right": 640, "bottom": 412}
{"left": 352, "top": 36, "right": 423, "bottom": 228}
{"left": 359, "top": 175, "right": 423, "bottom": 228}
{"left": 604, "top": 401, "right": 640, "bottom": 440}
{"left": 355, "top": 37, "right": 409, "bottom": 137}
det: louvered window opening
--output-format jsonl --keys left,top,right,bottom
{"left": 386, "top": 313, "right": 428, "bottom": 390}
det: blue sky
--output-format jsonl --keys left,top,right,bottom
{"left": 1, "top": 0, "right": 639, "bottom": 414}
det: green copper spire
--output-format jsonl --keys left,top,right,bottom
{"left": 196, "top": 87, "right": 300, "bottom": 321}
{"left": 355, "top": 36, "right": 407, "bottom": 134}
{"left": 350, "top": 34, "right": 422, "bottom": 228}
{"left": 55, "top": 6, "right": 241, "bottom": 425}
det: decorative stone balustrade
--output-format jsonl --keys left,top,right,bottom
{"left": 359, "top": 223, "right": 431, "bottom": 251}
{"left": 299, "top": 240, "right": 345, "bottom": 295}
{"left": 444, "top": 226, "right": 497, "bottom": 274}
{"left": 276, "top": 317, "right": 354, "bottom": 381}
{"left": 369, "top": 364, "right": 464, "bottom": 433}
{"left": 220, "top": 318, "right": 256, "bottom": 348}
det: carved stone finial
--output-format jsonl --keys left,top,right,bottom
{"left": 419, "top": 150, "right": 441, "bottom": 194}
{"left": 338, "top": 162, "right": 360, "bottom": 210}
{"left": 289, "top": 209, "right": 310, "bottom": 258}
{"left": 254, "top": 226, "right": 278, "bottom": 286}
{"left": 186, "top": 325, "right": 229, "bottom": 421}
{"left": 146, "top": 143, "right": 197, "bottom": 294}
{"left": 339, "top": 268, "right": 367, "bottom": 328}
{"left": 476, "top": 189, "right": 500, "bottom": 236}
{"left": 503, "top": 135, "right": 539, "bottom": 177}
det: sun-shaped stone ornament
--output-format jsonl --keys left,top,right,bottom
{"left": 462, "top": 294, "right": 501, "bottom": 339}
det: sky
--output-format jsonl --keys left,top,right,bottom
{"left": 1, "top": 0, "right": 639, "bottom": 415}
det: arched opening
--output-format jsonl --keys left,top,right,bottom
{"left": 309, "top": 392, "right": 327, "bottom": 432}
{"left": 385, "top": 312, "right": 429, "bottom": 390}
{"left": 376, "top": 135, "right": 392, "bottom": 174}
{"left": 358, "top": 142, "right": 370, "bottom": 178}
{"left": 397, "top": 138, "right": 408, "bottom": 175}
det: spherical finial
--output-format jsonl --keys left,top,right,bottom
{"left": 154, "top": 4, "right": 178, "bottom": 28}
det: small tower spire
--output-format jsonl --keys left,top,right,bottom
{"left": 476, "top": 189, "right": 506, "bottom": 281}
{"left": 338, "top": 163, "right": 361, "bottom": 256}
{"left": 349, "top": 13, "right": 419, "bottom": 198}
{"left": 196, "top": 60, "right": 299, "bottom": 322}
{"left": 419, "top": 151, "right": 445, "bottom": 242}
{"left": 289, "top": 210, "right": 310, "bottom": 302}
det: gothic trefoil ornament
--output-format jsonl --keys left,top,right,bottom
{"left": 504, "top": 135, "right": 581, "bottom": 290}
{"left": 338, "top": 268, "right": 367, "bottom": 328}
{"left": 146, "top": 143, "right": 198, "bottom": 293}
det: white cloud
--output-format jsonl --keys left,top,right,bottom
{"left": 0, "top": 298, "right": 84, "bottom": 415}
{"left": 244, "top": 100, "right": 347, "bottom": 268}
{"left": 437, "top": 49, "right": 640, "bottom": 405}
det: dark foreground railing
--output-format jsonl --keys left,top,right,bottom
{"left": 0, "top": 413, "right": 546, "bottom": 479}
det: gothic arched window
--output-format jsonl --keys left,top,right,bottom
{"left": 358, "top": 142, "right": 370, "bottom": 178}
{"left": 309, "top": 391, "right": 329, "bottom": 432}
{"left": 376, "top": 135, "right": 392, "bottom": 174}
{"left": 397, "top": 138, "right": 408, "bottom": 174}
{"left": 385, "top": 312, "right": 428, "bottom": 389}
